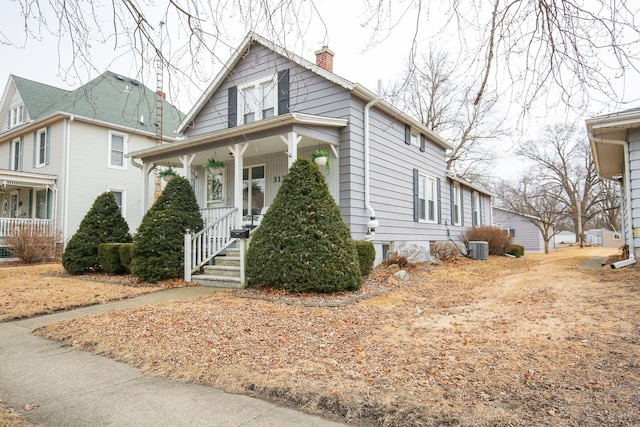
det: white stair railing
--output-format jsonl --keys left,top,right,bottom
{"left": 184, "top": 208, "right": 238, "bottom": 281}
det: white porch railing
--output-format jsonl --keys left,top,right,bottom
{"left": 0, "top": 219, "right": 54, "bottom": 238}
{"left": 200, "top": 206, "right": 237, "bottom": 227}
{"left": 184, "top": 208, "right": 238, "bottom": 281}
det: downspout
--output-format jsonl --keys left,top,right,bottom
{"left": 589, "top": 133, "right": 636, "bottom": 268}
{"left": 362, "top": 80, "right": 382, "bottom": 241}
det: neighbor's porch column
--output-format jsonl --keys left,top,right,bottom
{"left": 280, "top": 131, "right": 301, "bottom": 169}
{"left": 230, "top": 143, "right": 249, "bottom": 229}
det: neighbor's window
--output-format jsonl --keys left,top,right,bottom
{"left": 108, "top": 131, "right": 126, "bottom": 169}
{"left": 238, "top": 75, "right": 277, "bottom": 125}
{"left": 472, "top": 190, "right": 481, "bottom": 226}
{"left": 410, "top": 131, "right": 419, "bottom": 147}
{"left": 8, "top": 105, "right": 25, "bottom": 128}
{"left": 10, "top": 139, "right": 21, "bottom": 170}
{"left": 36, "top": 128, "right": 47, "bottom": 167}
{"left": 452, "top": 182, "right": 461, "bottom": 225}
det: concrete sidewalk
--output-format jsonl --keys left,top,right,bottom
{"left": 0, "top": 287, "right": 345, "bottom": 426}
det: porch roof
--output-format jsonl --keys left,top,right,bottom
{"left": 127, "top": 112, "right": 348, "bottom": 165}
{"left": 0, "top": 169, "right": 57, "bottom": 189}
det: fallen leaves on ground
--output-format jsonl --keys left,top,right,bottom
{"left": 0, "top": 263, "right": 195, "bottom": 322}
{"left": 33, "top": 248, "right": 640, "bottom": 426}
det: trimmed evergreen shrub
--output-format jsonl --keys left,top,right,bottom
{"left": 246, "top": 158, "right": 362, "bottom": 293}
{"left": 98, "top": 243, "right": 127, "bottom": 275}
{"left": 119, "top": 243, "right": 133, "bottom": 273}
{"left": 62, "top": 192, "right": 132, "bottom": 274}
{"left": 354, "top": 240, "right": 375, "bottom": 276}
{"left": 462, "top": 226, "right": 513, "bottom": 256}
{"left": 507, "top": 244, "right": 525, "bottom": 258}
{"left": 131, "top": 176, "right": 203, "bottom": 282}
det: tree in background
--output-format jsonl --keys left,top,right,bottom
{"left": 246, "top": 158, "right": 362, "bottom": 293}
{"left": 62, "top": 192, "right": 131, "bottom": 274}
{"left": 131, "top": 176, "right": 203, "bottom": 282}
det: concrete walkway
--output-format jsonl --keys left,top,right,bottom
{"left": 0, "top": 287, "right": 345, "bottom": 427}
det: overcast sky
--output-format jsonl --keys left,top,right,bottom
{"left": 1, "top": 0, "right": 638, "bottom": 179}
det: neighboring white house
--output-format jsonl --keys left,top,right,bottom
{"left": 493, "top": 207, "right": 553, "bottom": 253}
{"left": 586, "top": 107, "right": 640, "bottom": 267}
{"left": 553, "top": 230, "right": 577, "bottom": 246}
{"left": 0, "top": 72, "right": 183, "bottom": 249}
{"left": 585, "top": 228, "right": 623, "bottom": 248}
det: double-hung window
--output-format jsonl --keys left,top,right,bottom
{"left": 108, "top": 189, "right": 125, "bottom": 215}
{"left": 472, "top": 190, "right": 481, "bottom": 226}
{"left": 238, "top": 75, "right": 277, "bottom": 125}
{"left": 108, "top": 131, "right": 127, "bottom": 169}
{"left": 452, "top": 182, "right": 462, "bottom": 225}
{"left": 35, "top": 128, "right": 47, "bottom": 167}
{"left": 8, "top": 105, "right": 25, "bottom": 129}
{"left": 416, "top": 172, "right": 438, "bottom": 223}
{"left": 10, "top": 138, "right": 22, "bottom": 170}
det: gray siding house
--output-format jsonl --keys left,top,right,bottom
{"left": 587, "top": 108, "right": 640, "bottom": 267}
{"left": 128, "top": 33, "right": 493, "bottom": 282}
{"left": 0, "top": 72, "right": 182, "bottom": 247}
{"left": 493, "top": 207, "right": 551, "bottom": 253}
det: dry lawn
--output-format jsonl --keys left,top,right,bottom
{"left": 32, "top": 248, "right": 640, "bottom": 426}
{"left": 0, "top": 263, "right": 193, "bottom": 322}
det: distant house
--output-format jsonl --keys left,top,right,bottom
{"left": 553, "top": 230, "right": 577, "bottom": 246}
{"left": 586, "top": 108, "right": 639, "bottom": 266}
{"left": 493, "top": 207, "right": 552, "bottom": 253}
{"left": 585, "top": 228, "right": 622, "bottom": 248}
{"left": 127, "top": 32, "right": 494, "bottom": 284}
{"left": 0, "top": 72, "right": 183, "bottom": 249}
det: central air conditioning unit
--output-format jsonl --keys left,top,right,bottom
{"left": 468, "top": 241, "right": 489, "bottom": 260}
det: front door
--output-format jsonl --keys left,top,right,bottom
{"left": 243, "top": 165, "right": 265, "bottom": 218}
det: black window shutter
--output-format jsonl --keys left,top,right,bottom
{"left": 405, "top": 124, "right": 411, "bottom": 145}
{"left": 437, "top": 177, "right": 442, "bottom": 224}
{"left": 413, "top": 168, "right": 419, "bottom": 222}
{"left": 471, "top": 190, "right": 476, "bottom": 226}
{"left": 420, "top": 134, "right": 426, "bottom": 152}
{"left": 228, "top": 87, "right": 237, "bottom": 128}
{"left": 278, "top": 69, "right": 289, "bottom": 114}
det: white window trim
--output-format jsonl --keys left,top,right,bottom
{"left": 205, "top": 168, "right": 225, "bottom": 206}
{"left": 107, "top": 188, "right": 126, "bottom": 217}
{"left": 237, "top": 74, "right": 278, "bottom": 125}
{"left": 9, "top": 105, "right": 25, "bottom": 129}
{"left": 418, "top": 172, "right": 438, "bottom": 224}
{"left": 453, "top": 182, "right": 462, "bottom": 226}
{"left": 35, "top": 127, "right": 47, "bottom": 168}
{"left": 410, "top": 131, "right": 420, "bottom": 148}
{"left": 11, "top": 138, "right": 20, "bottom": 170}
{"left": 108, "top": 131, "right": 128, "bottom": 170}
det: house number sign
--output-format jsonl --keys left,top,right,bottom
{"left": 272, "top": 175, "right": 286, "bottom": 183}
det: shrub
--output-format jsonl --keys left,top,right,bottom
{"left": 98, "top": 243, "right": 128, "bottom": 274}
{"left": 62, "top": 192, "right": 132, "bottom": 274}
{"left": 462, "top": 226, "right": 513, "bottom": 256}
{"left": 119, "top": 243, "right": 133, "bottom": 273}
{"left": 4, "top": 224, "right": 61, "bottom": 263}
{"left": 507, "top": 244, "right": 525, "bottom": 258}
{"left": 384, "top": 252, "right": 409, "bottom": 268}
{"left": 354, "top": 240, "right": 376, "bottom": 276}
{"left": 246, "top": 158, "right": 361, "bottom": 293}
{"left": 431, "top": 241, "right": 460, "bottom": 262}
{"left": 131, "top": 176, "right": 203, "bottom": 282}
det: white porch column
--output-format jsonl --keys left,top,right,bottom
{"left": 230, "top": 143, "right": 249, "bottom": 229}
{"left": 142, "top": 163, "right": 155, "bottom": 215}
{"left": 280, "top": 131, "right": 302, "bottom": 169}
{"left": 179, "top": 154, "right": 196, "bottom": 181}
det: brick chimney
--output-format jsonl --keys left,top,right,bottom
{"left": 315, "top": 46, "right": 334, "bottom": 73}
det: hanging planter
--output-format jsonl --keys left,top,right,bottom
{"left": 311, "top": 149, "right": 330, "bottom": 173}
{"left": 204, "top": 158, "right": 226, "bottom": 173}
{"left": 158, "top": 165, "right": 177, "bottom": 182}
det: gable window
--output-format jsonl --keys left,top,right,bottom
{"left": 108, "top": 131, "right": 127, "bottom": 169}
{"left": 414, "top": 171, "right": 439, "bottom": 223}
{"left": 33, "top": 127, "right": 49, "bottom": 168}
{"left": 8, "top": 105, "right": 25, "bottom": 128}
{"left": 238, "top": 75, "right": 277, "bottom": 125}
{"left": 451, "top": 182, "right": 462, "bottom": 226}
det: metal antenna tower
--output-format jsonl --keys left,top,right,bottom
{"left": 155, "top": 20, "right": 165, "bottom": 146}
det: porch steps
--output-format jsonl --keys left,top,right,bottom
{"left": 191, "top": 248, "right": 244, "bottom": 288}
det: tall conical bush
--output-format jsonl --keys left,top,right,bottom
{"left": 247, "top": 158, "right": 361, "bottom": 292}
{"left": 62, "top": 192, "right": 132, "bottom": 274}
{"left": 131, "top": 176, "right": 203, "bottom": 282}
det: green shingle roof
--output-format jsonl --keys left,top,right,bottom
{"left": 12, "top": 71, "right": 183, "bottom": 137}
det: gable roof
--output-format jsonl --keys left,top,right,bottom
{"left": 3, "top": 72, "right": 183, "bottom": 139}
{"left": 178, "top": 32, "right": 453, "bottom": 150}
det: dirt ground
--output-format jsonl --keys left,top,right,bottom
{"left": 11, "top": 248, "right": 640, "bottom": 425}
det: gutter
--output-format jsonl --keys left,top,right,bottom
{"left": 362, "top": 80, "right": 382, "bottom": 241}
{"left": 588, "top": 132, "right": 636, "bottom": 268}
